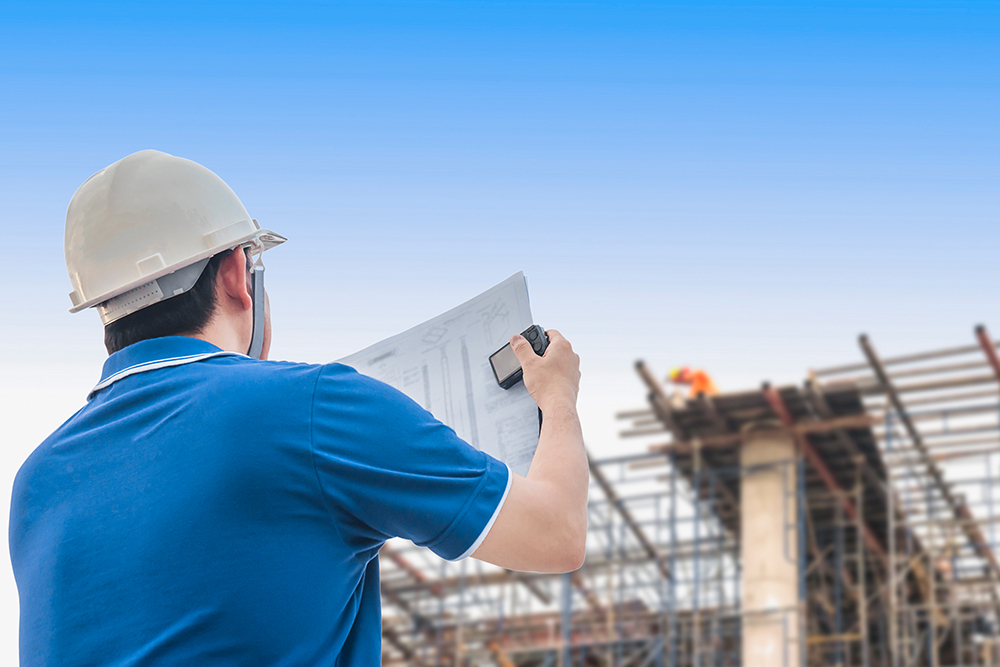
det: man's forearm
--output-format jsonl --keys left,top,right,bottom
{"left": 528, "top": 401, "right": 587, "bottom": 495}
{"left": 525, "top": 400, "right": 589, "bottom": 563}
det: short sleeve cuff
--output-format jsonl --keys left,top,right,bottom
{"left": 424, "top": 457, "right": 512, "bottom": 562}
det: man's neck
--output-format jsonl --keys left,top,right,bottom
{"left": 188, "top": 320, "right": 248, "bottom": 356}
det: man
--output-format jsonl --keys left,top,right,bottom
{"left": 668, "top": 366, "right": 719, "bottom": 398}
{"left": 9, "top": 150, "right": 588, "bottom": 666}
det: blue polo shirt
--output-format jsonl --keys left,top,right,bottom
{"left": 9, "top": 337, "right": 511, "bottom": 666}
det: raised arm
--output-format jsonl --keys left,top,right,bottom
{"left": 472, "top": 329, "right": 588, "bottom": 572}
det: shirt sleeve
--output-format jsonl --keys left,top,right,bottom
{"left": 309, "top": 363, "right": 511, "bottom": 561}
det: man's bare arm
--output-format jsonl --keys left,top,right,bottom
{"left": 472, "top": 329, "right": 588, "bottom": 573}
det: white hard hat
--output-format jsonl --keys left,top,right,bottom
{"left": 65, "top": 149, "right": 286, "bottom": 325}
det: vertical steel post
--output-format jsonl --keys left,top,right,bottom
{"left": 457, "top": 560, "right": 466, "bottom": 666}
{"left": 798, "top": 455, "right": 807, "bottom": 667}
{"left": 835, "top": 499, "right": 845, "bottom": 666}
{"left": 709, "top": 470, "right": 720, "bottom": 667}
{"left": 877, "top": 608, "right": 890, "bottom": 667}
{"left": 886, "top": 405, "right": 897, "bottom": 667}
{"left": 693, "top": 449, "right": 703, "bottom": 667}
{"left": 435, "top": 559, "right": 446, "bottom": 667}
{"left": 669, "top": 460, "right": 679, "bottom": 667}
{"left": 561, "top": 572, "right": 573, "bottom": 667}
{"left": 616, "top": 517, "right": 626, "bottom": 667}
{"left": 887, "top": 455, "right": 899, "bottom": 667}
{"left": 606, "top": 492, "right": 615, "bottom": 666}
{"left": 903, "top": 416, "right": 918, "bottom": 667}
{"left": 925, "top": 478, "right": 938, "bottom": 667}
{"left": 988, "top": 407, "right": 997, "bottom": 554}
{"left": 656, "top": 495, "right": 666, "bottom": 667}
{"left": 857, "top": 464, "right": 871, "bottom": 667}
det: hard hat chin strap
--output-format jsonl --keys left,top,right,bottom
{"left": 247, "top": 255, "right": 266, "bottom": 359}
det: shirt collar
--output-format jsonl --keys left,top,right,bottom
{"left": 92, "top": 336, "right": 245, "bottom": 399}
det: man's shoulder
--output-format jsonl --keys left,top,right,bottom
{"left": 210, "top": 357, "right": 368, "bottom": 389}
{"left": 203, "top": 357, "right": 406, "bottom": 409}
{"left": 307, "top": 362, "right": 434, "bottom": 427}
{"left": 317, "top": 361, "right": 428, "bottom": 399}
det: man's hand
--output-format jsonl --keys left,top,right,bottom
{"left": 473, "top": 329, "right": 588, "bottom": 573}
{"left": 510, "top": 329, "right": 580, "bottom": 414}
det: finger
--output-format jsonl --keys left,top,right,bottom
{"left": 543, "top": 330, "right": 573, "bottom": 357}
{"left": 510, "top": 335, "right": 540, "bottom": 367}
{"left": 544, "top": 329, "right": 569, "bottom": 349}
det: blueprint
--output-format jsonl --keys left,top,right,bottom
{"left": 338, "top": 272, "right": 539, "bottom": 476}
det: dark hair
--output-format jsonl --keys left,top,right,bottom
{"left": 104, "top": 249, "right": 234, "bottom": 354}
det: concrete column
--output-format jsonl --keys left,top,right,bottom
{"left": 741, "top": 426, "right": 800, "bottom": 667}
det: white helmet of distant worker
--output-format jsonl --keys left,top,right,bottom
{"left": 64, "top": 149, "right": 286, "bottom": 358}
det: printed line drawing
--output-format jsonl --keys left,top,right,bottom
{"left": 460, "top": 338, "right": 479, "bottom": 448}
{"left": 422, "top": 326, "right": 448, "bottom": 346}
{"left": 338, "top": 273, "right": 537, "bottom": 476}
{"left": 479, "top": 298, "right": 510, "bottom": 348}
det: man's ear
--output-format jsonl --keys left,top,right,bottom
{"left": 217, "top": 249, "right": 253, "bottom": 313}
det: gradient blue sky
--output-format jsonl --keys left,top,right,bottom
{"left": 2, "top": 0, "right": 999, "bottom": 659}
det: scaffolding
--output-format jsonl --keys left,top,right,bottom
{"left": 378, "top": 327, "right": 1000, "bottom": 666}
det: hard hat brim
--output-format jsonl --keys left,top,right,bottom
{"left": 68, "top": 228, "right": 286, "bottom": 314}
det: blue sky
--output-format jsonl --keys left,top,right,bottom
{"left": 2, "top": 0, "right": 999, "bottom": 658}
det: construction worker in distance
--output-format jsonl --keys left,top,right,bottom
{"left": 668, "top": 366, "right": 719, "bottom": 398}
{"left": 8, "top": 150, "right": 588, "bottom": 667}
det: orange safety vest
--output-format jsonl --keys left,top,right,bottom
{"left": 688, "top": 370, "right": 719, "bottom": 397}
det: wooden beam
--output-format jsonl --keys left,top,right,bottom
{"left": 647, "top": 414, "right": 878, "bottom": 455}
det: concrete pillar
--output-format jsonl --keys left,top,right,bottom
{"left": 741, "top": 426, "right": 800, "bottom": 667}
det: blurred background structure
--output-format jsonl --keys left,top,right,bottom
{"left": 377, "top": 327, "right": 1000, "bottom": 667}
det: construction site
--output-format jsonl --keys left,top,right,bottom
{"left": 377, "top": 326, "right": 1000, "bottom": 667}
